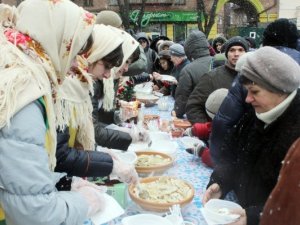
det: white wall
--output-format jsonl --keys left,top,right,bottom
{"left": 279, "top": 0, "right": 300, "bottom": 29}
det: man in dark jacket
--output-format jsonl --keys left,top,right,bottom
{"left": 173, "top": 30, "right": 212, "bottom": 118}
{"left": 210, "top": 18, "right": 300, "bottom": 165}
{"left": 168, "top": 43, "right": 190, "bottom": 97}
{"left": 185, "top": 36, "right": 248, "bottom": 124}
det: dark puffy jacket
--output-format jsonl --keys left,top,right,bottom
{"left": 174, "top": 31, "right": 212, "bottom": 118}
{"left": 274, "top": 46, "right": 300, "bottom": 65}
{"left": 170, "top": 58, "right": 190, "bottom": 97}
{"left": 208, "top": 90, "right": 300, "bottom": 225}
{"left": 130, "top": 72, "right": 152, "bottom": 84}
{"left": 186, "top": 64, "right": 237, "bottom": 124}
{"left": 92, "top": 80, "right": 132, "bottom": 150}
{"left": 210, "top": 76, "right": 253, "bottom": 164}
{"left": 55, "top": 128, "right": 113, "bottom": 177}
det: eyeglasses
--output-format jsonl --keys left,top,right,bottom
{"left": 97, "top": 60, "right": 114, "bottom": 70}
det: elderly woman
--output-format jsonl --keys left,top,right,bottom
{"left": 0, "top": 1, "right": 107, "bottom": 224}
{"left": 203, "top": 47, "right": 300, "bottom": 225}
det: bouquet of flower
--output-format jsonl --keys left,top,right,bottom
{"left": 117, "top": 80, "right": 135, "bottom": 102}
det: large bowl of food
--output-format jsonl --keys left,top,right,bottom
{"left": 135, "top": 151, "right": 173, "bottom": 175}
{"left": 128, "top": 176, "right": 194, "bottom": 212}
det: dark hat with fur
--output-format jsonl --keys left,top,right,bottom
{"left": 262, "top": 18, "right": 299, "bottom": 49}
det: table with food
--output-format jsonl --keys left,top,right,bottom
{"left": 84, "top": 95, "right": 235, "bottom": 225}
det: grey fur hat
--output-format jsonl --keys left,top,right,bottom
{"left": 241, "top": 46, "right": 300, "bottom": 93}
{"left": 169, "top": 43, "right": 185, "bottom": 57}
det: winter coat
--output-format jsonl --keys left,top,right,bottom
{"left": 210, "top": 76, "right": 253, "bottom": 164}
{"left": 129, "top": 72, "right": 152, "bottom": 85}
{"left": 55, "top": 128, "right": 113, "bottom": 177}
{"left": 92, "top": 80, "right": 132, "bottom": 150}
{"left": 0, "top": 101, "right": 88, "bottom": 225}
{"left": 208, "top": 90, "right": 300, "bottom": 225}
{"left": 186, "top": 64, "right": 237, "bottom": 124}
{"left": 174, "top": 31, "right": 212, "bottom": 118}
{"left": 274, "top": 46, "right": 300, "bottom": 65}
{"left": 136, "top": 32, "right": 159, "bottom": 74}
{"left": 170, "top": 58, "right": 190, "bottom": 97}
{"left": 260, "top": 138, "right": 300, "bottom": 225}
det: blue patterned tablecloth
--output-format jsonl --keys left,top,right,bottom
{"left": 85, "top": 96, "right": 213, "bottom": 225}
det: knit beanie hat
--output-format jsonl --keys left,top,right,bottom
{"left": 241, "top": 46, "right": 300, "bottom": 93}
{"left": 96, "top": 10, "right": 122, "bottom": 28}
{"left": 262, "top": 18, "right": 299, "bottom": 49}
{"left": 224, "top": 36, "right": 249, "bottom": 58}
{"left": 205, "top": 88, "right": 229, "bottom": 119}
{"left": 169, "top": 43, "right": 185, "bottom": 57}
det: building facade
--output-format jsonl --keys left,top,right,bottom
{"left": 2, "top": 0, "right": 279, "bottom": 41}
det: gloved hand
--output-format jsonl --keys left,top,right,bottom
{"left": 129, "top": 123, "right": 150, "bottom": 143}
{"left": 71, "top": 177, "right": 107, "bottom": 217}
{"left": 111, "top": 157, "right": 139, "bottom": 184}
{"left": 152, "top": 72, "right": 162, "bottom": 81}
{"left": 183, "top": 127, "right": 193, "bottom": 137}
{"left": 99, "top": 148, "right": 139, "bottom": 184}
{"left": 186, "top": 140, "right": 207, "bottom": 157}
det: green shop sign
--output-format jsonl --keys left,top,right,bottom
{"left": 130, "top": 10, "right": 202, "bottom": 27}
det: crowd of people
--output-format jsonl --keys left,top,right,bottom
{"left": 0, "top": 1, "right": 299, "bottom": 225}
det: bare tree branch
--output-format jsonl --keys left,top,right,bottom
{"left": 196, "top": 0, "right": 219, "bottom": 36}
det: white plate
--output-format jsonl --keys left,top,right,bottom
{"left": 122, "top": 214, "right": 172, "bottom": 225}
{"left": 179, "top": 136, "right": 204, "bottom": 149}
{"left": 160, "top": 75, "right": 176, "bottom": 83}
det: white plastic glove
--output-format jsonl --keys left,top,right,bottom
{"left": 98, "top": 148, "right": 138, "bottom": 184}
{"left": 183, "top": 127, "right": 193, "bottom": 137}
{"left": 71, "top": 177, "right": 107, "bottom": 217}
{"left": 111, "top": 158, "right": 138, "bottom": 184}
{"left": 129, "top": 123, "right": 150, "bottom": 143}
{"left": 185, "top": 140, "right": 207, "bottom": 157}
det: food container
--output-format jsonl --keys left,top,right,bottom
{"left": 135, "top": 151, "right": 174, "bottom": 176}
{"left": 173, "top": 119, "right": 192, "bottom": 129}
{"left": 136, "top": 94, "right": 159, "bottom": 107}
{"left": 202, "top": 199, "right": 241, "bottom": 224}
{"left": 128, "top": 176, "right": 194, "bottom": 212}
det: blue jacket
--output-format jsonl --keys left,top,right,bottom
{"left": 210, "top": 75, "right": 253, "bottom": 164}
{"left": 0, "top": 101, "right": 88, "bottom": 225}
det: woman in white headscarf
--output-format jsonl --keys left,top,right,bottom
{"left": 91, "top": 28, "right": 150, "bottom": 150}
{"left": 55, "top": 24, "right": 139, "bottom": 185}
{"left": 0, "top": 1, "right": 106, "bottom": 224}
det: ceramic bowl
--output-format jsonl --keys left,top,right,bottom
{"left": 135, "top": 151, "right": 174, "bottom": 175}
{"left": 136, "top": 95, "right": 159, "bottom": 107}
{"left": 128, "top": 176, "right": 194, "bottom": 212}
{"left": 203, "top": 199, "right": 242, "bottom": 224}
